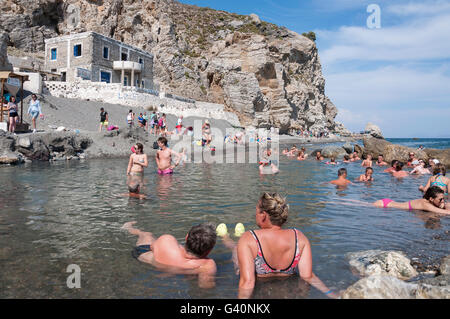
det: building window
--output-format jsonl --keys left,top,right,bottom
{"left": 103, "top": 46, "right": 109, "bottom": 60}
{"left": 100, "top": 71, "right": 111, "bottom": 83}
{"left": 74, "top": 44, "right": 82, "bottom": 57}
{"left": 139, "top": 57, "right": 143, "bottom": 64}
{"left": 141, "top": 80, "right": 145, "bottom": 88}
{"left": 51, "top": 48, "right": 57, "bottom": 60}
{"left": 123, "top": 76, "right": 128, "bottom": 86}
{"left": 121, "top": 52, "right": 128, "bottom": 61}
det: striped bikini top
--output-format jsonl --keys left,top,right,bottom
{"left": 250, "top": 228, "right": 302, "bottom": 275}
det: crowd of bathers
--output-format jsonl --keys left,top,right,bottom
{"left": 122, "top": 130, "right": 449, "bottom": 298}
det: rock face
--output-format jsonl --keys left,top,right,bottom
{"left": 363, "top": 137, "right": 450, "bottom": 168}
{"left": 0, "top": 0, "right": 343, "bottom": 134}
{"left": 346, "top": 250, "right": 418, "bottom": 280}
{"left": 365, "top": 122, "right": 383, "bottom": 139}
{"left": 0, "top": 32, "right": 13, "bottom": 71}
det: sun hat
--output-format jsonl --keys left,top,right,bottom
{"left": 432, "top": 159, "right": 440, "bottom": 164}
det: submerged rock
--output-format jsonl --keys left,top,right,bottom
{"left": 346, "top": 250, "right": 418, "bottom": 280}
{"left": 341, "top": 275, "right": 417, "bottom": 299}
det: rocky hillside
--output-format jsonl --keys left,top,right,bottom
{"left": 0, "top": 0, "right": 344, "bottom": 134}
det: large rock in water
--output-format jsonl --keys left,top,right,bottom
{"left": 363, "top": 137, "right": 450, "bottom": 167}
{"left": 346, "top": 250, "right": 418, "bottom": 280}
{"left": 365, "top": 122, "right": 384, "bottom": 139}
{"left": 341, "top": 275, "right": 417, "bottom": 299}
{"left": 321, "top": 145, "right": 347, "bottom": 159}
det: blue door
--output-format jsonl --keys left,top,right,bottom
{"left": 100, "top": 71, "right": 111, "bottom": 83}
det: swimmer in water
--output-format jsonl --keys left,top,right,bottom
{"left": 410, "top": 159, "right": 431, "bottom": 175}
{"left": 391, "top": 161, "right": 409, "bottom": 178}
{"left": 282, "top": 148, "right": 290, "bottom": 156}
{"left": 384, "top": 160, "right": 399, "bottom": 173}
{"left": 125, "top": 182, "right": 146, "bottom": 199}
{"left": 352, "top": 152, "right": 361, "bottom": 161}
{"left": 376, "top": 155, "right": 388, "bottom": 166}
{"left": 373, "top": 187, "right": 449, "bottom": 215}
{"left": 419, "top": 164, "right": 449, "bottom": 194}
{"left": 297, "top": 150, "right": 306, "bottom": 161}
{"left": 325, "top": 157, "right": 338, "bottom": 165}
{"left": 357, "top": 167, "right": 374, "bottom": 182}
{"left": 315, "top": 151, "right": 324, "bottom": 161}
{"left": 122, "top": 221, "right": 217, "bottom": 288}
{"left": 361, "top": 154, "right": 373, "bottom": 167}
{"left": 127, "top": 143, "right": 148, "bottom": 176}
{"left": 329, "top": 168, "right": 353, "bottom": 187}
{"left": 343, "top": 155, "right": 351, "bottom": 163}
{"left": 259, "top": 148, "right": 279, "bottom": 174}
{"left": 156, "top": 136, "right": 182, "bottom": 175}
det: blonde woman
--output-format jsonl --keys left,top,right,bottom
{"left": 232, "top": 193, "right": 336, "bottom": 299}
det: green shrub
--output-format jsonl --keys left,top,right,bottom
{"left": 302, "top": 31, "right": 316, "bottom": 41}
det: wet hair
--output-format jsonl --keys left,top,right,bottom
{"left": 185, "top": 223, "right": 217, "bottom": 258}
{"left": 157, "top": 137, "right": 168, "bottom": 146}
{"left": 338, "top": 168, "right": 347, "bottom": 176}
{"left": 433, "top": 163, "right": 446, "bottom": 176}
{"left": 366, "top": 167, "right": 373, "bottom": 173}
{"left": 100, "top": 107, "right": 104, "bottom": 111}
{"left": 378, "top": 155, "right": 384, "bottom": 158}
{"left": 330, "top": 157, "right": 336, "bottom": 162}
{"left": 344, "top": 155, "right": 350, "bottom": 160}
{"left": 135, "top": 143, "right": 144, "bottom": 153}
{"left": 391, "top": 160, "right": 398, "bottom": 167}
{"left": 128, "top": 183, "right": 140, "bottom": 193}
{"left": 258, "top": 192, "right": 289, "bottom": 226}
{"left": 395, "top": 161, "right": 404, "bottom": 171}
{"left": 129, "top": 109, "right": 132, "bottom": 113}
{"left": 423, "top": 186, "right": 444, "bottom": 200}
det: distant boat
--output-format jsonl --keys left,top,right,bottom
{"left": 412, "top": 138, "right": 419, "bottom": 140}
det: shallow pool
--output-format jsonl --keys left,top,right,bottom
{"left": 0, "top": 148, "right": 448, "bottom": 298}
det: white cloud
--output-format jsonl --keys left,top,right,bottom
{"left": 387, "top": 0, "right": 450, "bottom": 16}
{"left": 317, "top": 13, "right": 450, "bottom": 63}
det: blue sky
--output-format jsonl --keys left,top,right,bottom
{"left": 180, "top": 0, "right": 450, "bottom": 138}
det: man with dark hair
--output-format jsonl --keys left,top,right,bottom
{"left": 329, "top": 168, "right": 353, "bottom": 187}
{"left": 122, "top": 221, "right": 217, "bottom": 288}
{"left": 156, "top": 136, "right": 182, "bottom": 175}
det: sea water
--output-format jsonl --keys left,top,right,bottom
{"left": 0, "top": 139, "right": 448, "bottom": 298}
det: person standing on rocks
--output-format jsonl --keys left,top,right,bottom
{"left": 7, "top": 96, "right": 19, "bottom": 134}
{"left": 99, "top": 107, "right": 109, "bottom": 132}
{"left": 27, "top": 94, "right": 42, "bottom": 133}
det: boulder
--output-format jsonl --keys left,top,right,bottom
{"left": 341, "top": 275, "right": 417, "bottom": 299}
{"left": 17, "top": 137, "right": 31, "bottom": 149}
{"left": 354, "top": 144, "right": 364, "bottom": 156}
{"left": 424, "top": 148, "right": 450, "bottom": 169}
{"left": 346, "top": 250, "right": 418, "bottom": 280}
{"left": 321, "top": 145, "right": 347, "bottom": 159}
{"left": 0, "top": 32, "right": 13, "bottom": 71}
{"left": 342, "top": 142, "right": 353, "bottom": 154}
{"left": 249, "top": 13, "right": 261, "bottom": 25}
{"left": 365, "top": 122, "right": 384, "bottom": 139}
{"left": 363, "top": 137, "right": 430, "bottom": 164}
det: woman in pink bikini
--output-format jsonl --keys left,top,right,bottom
{"left": 374, "top": 186, "right": 449, "bottom": 214}
{"left": 225, "top": 193, "right": 337, "bottom": 299}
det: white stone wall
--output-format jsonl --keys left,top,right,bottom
{"left": 42, "top": 80, "right": 241, "bottom": 126}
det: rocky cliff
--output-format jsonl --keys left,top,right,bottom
{"left": 0, "top": 0, "right": 342, "bottom": 133}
